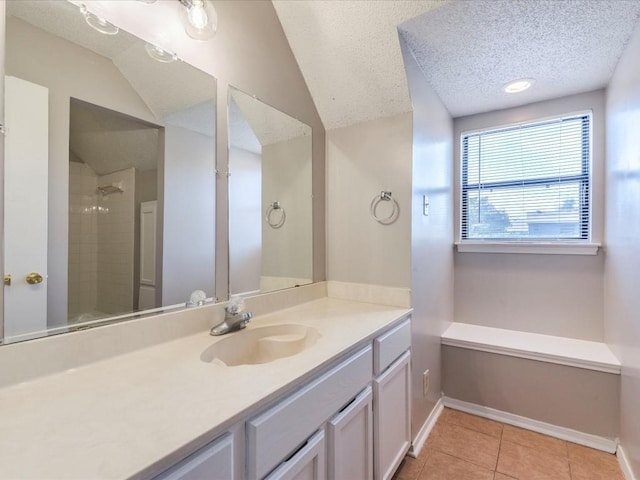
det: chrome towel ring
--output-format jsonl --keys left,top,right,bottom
{"left": 266, "top": 201, "right": 286, "bottom": 229}
{"left": 370, "top": 191, "right": 399, "bottom": 225}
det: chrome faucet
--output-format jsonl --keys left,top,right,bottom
{"left": 210, "top": 308, "right": 253, "bottom": 336}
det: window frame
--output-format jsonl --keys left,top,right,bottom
{"left": 456, "top": 111, "right": 600, "bottom": 255}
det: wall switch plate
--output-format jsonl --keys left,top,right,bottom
{"left": 423, "top": 195, "right": 429, "bottom": 216}
{"left": 423, "top": 369, "right": 430, "bottom": 397}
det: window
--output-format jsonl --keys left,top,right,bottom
{"left": 460, "top": 113, "right": 591, "bottom": 243}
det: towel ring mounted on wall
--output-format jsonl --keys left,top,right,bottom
{"left": 370, "top": 191, "right": 399, "bottom": 225}
{"left": 266, "top": 201, "right": 286, "bottom": 229}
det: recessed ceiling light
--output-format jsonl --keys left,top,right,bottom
{"left": 503, "top": 78, "right": 534, "bottom": 94}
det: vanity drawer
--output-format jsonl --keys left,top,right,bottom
{"left": 246, "top": 345, "right": 372, "bottom": 480}
{"left": 373, "top": 318, "right": 411, "bottom": 376}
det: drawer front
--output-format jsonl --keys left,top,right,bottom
{"left": 247, "top": 345, "right": 372, "bottom": 480}
{"left": 373, "top": 318, "right": 411, "bottom": 376}
{"left": 153, "top": 433, "right": 233, "bottom": 480}
{"left": 264, "top": 429, "right": 326, "bottom": 480}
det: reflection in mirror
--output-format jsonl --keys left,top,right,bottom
{"left": 3, "top": 0, "right": 217, "bottom": 344}
{"left": 228, "top": 88, "right": 312, "bottom": 296}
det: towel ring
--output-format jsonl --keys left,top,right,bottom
{"left": 266, "top": 201, "right": 286, "bottom": 229}
{"left": 370, "top": 191, "right": 399, "bottom": 225}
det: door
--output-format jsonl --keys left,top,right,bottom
{"left": 327, "top": 386, "right": 373, "bottom": 480}
{"left": 373, "top": 351, "right": 411, "bottom": 480}
{"left": 3, "top": 76, "right": 49, "bottom": 340}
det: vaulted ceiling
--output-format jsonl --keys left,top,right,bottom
{"left": 273, "top": 0, "right": 640, "bottom": 129}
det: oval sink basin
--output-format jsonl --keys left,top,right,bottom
{"left": 201, "top": 324, "right": 320, "bottom": 366}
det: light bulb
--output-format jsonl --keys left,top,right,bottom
{"left": 503, "top": 78, "right": 535, "bottom": 94}
{"left": 188, "top": 1, "right": 208, "bottom": 30}
{"left": 180, "top": 0, "right": 217, "bottom": 41}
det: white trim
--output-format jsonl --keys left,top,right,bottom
{"left": 443, "top": 397, "right": 618, "bottom": 453}
{"left": 455, "top": 241, "right": 600, "bottom": 255}
{"left": 441, "top": 323, "right": 621, "bottom": 374}
{"left": 618, "top": 444, "right": 638, "bottom": 480}
{"left": 407, "top": 397, "right": 443, "bottom": 458}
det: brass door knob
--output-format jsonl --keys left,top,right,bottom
{"left": 26, "top": 272, "right": 44, "bottom": 285}
{"left": 3, "top": 274, "right": 10, "bottom": 286}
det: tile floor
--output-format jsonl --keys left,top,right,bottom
{"left": 393, "top": 408, "right": 624, "bottom": 480}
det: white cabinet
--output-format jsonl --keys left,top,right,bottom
{"left": 327, "top": 386, "right": 373, "bottom": 480}
{"left": 373, "top": 351, "right": 411, "bottom": 480}
{"left": 154, "top": 433, "right": 234, "bottom": 480}
{"left": 265, "top": 430, "right": 326, "bottom": 480}
{"left": 247, "top": 346, "right": 372, "bottom": 480}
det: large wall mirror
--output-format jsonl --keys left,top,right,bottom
{"left": 2, "top": 1, "right": 217, "bottom": 343}
{"left": 228, "top": 87, "right": 313, "bottom": 296}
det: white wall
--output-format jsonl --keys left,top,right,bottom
{"left": 96, "top": 168, "right": 135, "bottom": 314}
{"left": 605, "top": 21, "right": 640, "bottom": 478}
{"left": 262, "top": 135, "right": 313, "bottom": 283}
{"left": 6, "top": 17, "right": 157, "bottom": 326}
{"left": 229, "top": 147, "right": 262, "bottom": 295}
{"left": 326, "top": 113, "right": 412, "bottom": 288}
{"left": 453, "top": 90, "right": 606, "bottom": 341}
{"left": 399, "top": 36, "right": 454, "bottom": 439}
{"left": 162, "top": 125, "right": 216, "bottom": 305}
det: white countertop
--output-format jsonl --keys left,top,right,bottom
{"left": 0, "top": 298, "right": 411, "bottom": 479}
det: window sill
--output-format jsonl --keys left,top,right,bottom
{"left": 454, "top": 241, "right": 601, "bottom": 255}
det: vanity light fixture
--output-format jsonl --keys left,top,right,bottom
{"left": 79, "top": 4, "right": 119, "bottom": 35}
{"left": 178, "top": 0, "right": 218, "bottom": 41}
{"left": 503, "top": 78, "right": 534, "bottom": 94}
{"left": 145, "top": 43, "right": 179, "bottom": 63}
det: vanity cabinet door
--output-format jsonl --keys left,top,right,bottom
{"left": 373, "top": 351, "right": 411, "bottom": 480}
{"left": 327, "top": 386, "right": 373, "bottom": 480}
{"left": 153, "top": 433, "right": 233, "bottom": 480}
{"left": 264, "top": 429, "right": 326, "bottom": 480}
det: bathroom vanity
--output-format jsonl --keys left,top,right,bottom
{"left": 0, "top": 298, "right": 411, "bottom": 480}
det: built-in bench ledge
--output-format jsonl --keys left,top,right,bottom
{"left": 441, "top": 323, "right": 621, "bottom": 374}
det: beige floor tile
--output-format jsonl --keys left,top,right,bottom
{"left": 567, "top": 443, "right": 624, "bottom": 480}
{"left": 497, "top": 440, "right": 571, "bottom": 480}
{"left": 417, "top": 450, "right": 494, "bottom": 480}
{"left": 428, "top": 421, "right": 501, "bottom": 470}
{"left": 392, "top": 451, "right": 429, "bottom": 480}
{"left": 441, "top": 408, "right": 503, "bottom": 438}
{"left": 502, "top": 425, "right": 568, "bottom": 458}
{"left": 494, "top": 473, "right": 517, "bottom": 480}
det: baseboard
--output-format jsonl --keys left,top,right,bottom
{"left": 407, "top": 397, "right": 443, "bottom": 458}
{"left": 443, "top": 397, "right": 618, "bottom": 453}
{"left": 618, "top": 444, "right": 638, "bottom": 480}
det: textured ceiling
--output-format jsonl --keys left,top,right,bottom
{"left": 399, "top": 0, "right": 640, "bottom": 118}
{"left": 70, "top": 100, "right": 160, "bottom": 175}
{"left": 229, "top": 88, "right": 312, "bottom": 152}
{"left": 274, "top": 0, "right": 640, "bottom": 126}
{"left": 272, "top": 0, "right": 448, "bottom": 130}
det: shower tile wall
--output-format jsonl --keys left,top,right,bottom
{"left": 96, "top": 168, "right": 135, "bottom": 315}
{"left": 68, "top": 161, "right": 98, "bottom": 319}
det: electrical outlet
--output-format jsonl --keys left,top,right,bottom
{"left": 422, "top": 369, "right": 430, "bottom": 397}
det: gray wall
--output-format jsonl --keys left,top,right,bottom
{"left": 162, "top": 125, "right": 216, "bottom": 305}
{"left": 605, "top": 20, "right": 640, "bottom": 478}
{"left": 326, "top": 112, "right": 412, "bottom": 288}
{"left": 442, "top": 346, "right": 620, "bottom": 440}
{"left": 453, "top": 91, "right": 606, "bottom": 341}
{"left": 400, "top": 37, "right": 454, "bottom": 439}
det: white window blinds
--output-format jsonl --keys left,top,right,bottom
{"left": 461, "top": 113, "right": 591, "bottom": 241}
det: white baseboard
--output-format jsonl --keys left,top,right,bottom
{"left": 407, "top": 397, "right": 443, "bottom": 458}
{"left": 618, "top": 444, "right": 638, "bottom": 480}
{"left": 443, "top": 397, "right": 618, "bottom": 454}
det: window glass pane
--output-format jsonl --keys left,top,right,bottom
{"left": 461, "top": 114, "right": 590, "bottom": 241}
